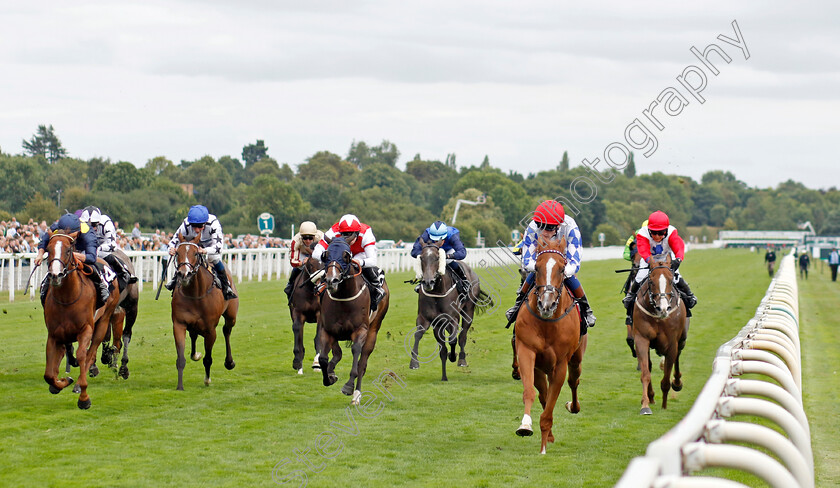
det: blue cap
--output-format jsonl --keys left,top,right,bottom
{"left": 56, "top": 213, "right": 81, "bottom": 233}
{"left": 428, "top": 221, "right": 448, "bottom": 241}
{"left": 187, "top": 205, "right": 209, "bottom": 224}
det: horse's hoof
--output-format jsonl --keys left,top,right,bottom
{"left": 626, "top": 337, "right": 636, "bottom": 358}
{"left": 640, "top": 407, "right": 653, "bottom": 415}
{"left": 441, "top": 375, "right": 448, "bottom": 382}
{"left": 191, "top": 353, "right": 202, "bottom": 361}
{"left": 448, "top": 351, "right": 456, "bottom": 363}
{"left": 511, "top": 369, "right": 521, "bottom": 381}
{"left": 659, "top": 357, "right": 666, "bottom": 371}
{"left": 457, "top": 358, "right": 468, "bottom": 367}
{"left": 49, "top": 384, "right": 61, "bottom": 394}
{"left": 204, "top": 377, "right": 211, "bottom": 386}
{"left": 225, "top": 360, "right": 235, "bottom": 370}
{"left": 351, "top": 390, "right": 362, "bottom": 406}
{"left": 341, "top": 383, "right": 354, "bottom": 396}
{"left": 292, "top": 361, "right": 302, "bottom": 371}
{"left": 409, "top": 358, "right": 420, "bottom": 370}
{"left": 89, "top": 365, "right": 99, "bottom": 378}
{"left": 516, "top": 425, "right": 533, "bottom": 437}
{"left": 324, "top": 374, "right": 338, "bottom": 387}
{"left": 119, "top": 366, "right": 129, "bottom": 379}
{"left": 565, "top": 401, "right": 578, "bottom": 413}
{"left": 68, "top": 357, "right": 79, "bottom": 368}
{"left": 72, "top": 384, "right": 81, "bottom": 394}
{"left": 297, "top": 369, "right": 304, "bottom": 375}
{"left": 672, "top": 381, "right": 683, "bottom": 392}
{"left": 77, "top": 398, "right": 91, "bottom": 410}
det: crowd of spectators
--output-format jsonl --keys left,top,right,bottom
{"left": 1, "top": 218, "right": 48, "bottom": 254}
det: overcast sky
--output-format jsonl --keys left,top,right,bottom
{"left": 1, "top": 1, "right": 838, "bottom": 190}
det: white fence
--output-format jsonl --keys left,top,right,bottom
{"left": 616, "top": 251, "right": 812, "bottom": 488}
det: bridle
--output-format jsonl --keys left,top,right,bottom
{"left": 639, "top": 263, "right": 680, "bottom": 318}
{"left": 419, "top": 243, "right": 452, "bottom": 295}
{"left": 47, "top": 233, "right": 80, "bottom": 283}
{"left": 174, "top": 242, "right": 212, "bottom": 298}
{"left": 526, "top": 248, "right": 575, "bottom": 322}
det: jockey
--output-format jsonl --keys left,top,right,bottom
{"left": 410, "top": 220, "right": 469, "bottom": 295}
{"left": 622, "top": 219, "right": 648, "bottom": 263}
{"left": 165, "top": 205, "right": 237, "bottom": 300}
{"left": 622, "top": 210, "right": 697, "bottom": 326}
{"left": 79, "top": 206, "right": 137, "bottom": 286}
{"left": 284, "top": 220, "right": 325, "bottom": 303}
{"left": 505, "top": 200, "right": 596, "bottom": 330}
{"left": 312, "top": 214, "right": 385, "bottom": 310}
{"left": 33, "top": 212, "right": 110, "bottom": 306}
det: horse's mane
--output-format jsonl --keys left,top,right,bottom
{"left": 535, "top": 235, "right": 566, "bottom": 254}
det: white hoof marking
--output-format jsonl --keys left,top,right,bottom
{"left": 351, "top": 390, "right": 362, "bottom": 406}
{"left": 297, "top": 368, "right": 304, "bottom": 375}
{"left": 204, "top": 377, "right": 211, "bottom": 386}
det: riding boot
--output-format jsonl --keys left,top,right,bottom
{"left": 623, "top": 280, "right": 640, "bottom": 326}
{"left": 88, "top": 264, "right": 110, "bottom": 307}
{"left": 213, "top": 261, "right": 238, "bottom": 300}
{"left": 285, "top": 267, "right": 302, "bottom": 304}
{"left": 449, "top": 262, "right": 470, "bottom": 297}
{"left": 674, "top": 278, "right": 697, "bottom": 309}
{"left": 575, "top": 294, "right": 596, "bottom": 330}
{"left": 505, "top": 280, "right": 531, "bottom": 326}
{"left": 40, "top": 276, "right": 49, "bottom": 306}
{"left": 164, "top": 274, "right": 177, "bottom": 291}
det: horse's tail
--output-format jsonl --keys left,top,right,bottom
{"left": 473, "top": 288, "right": 494, "bottom": 315}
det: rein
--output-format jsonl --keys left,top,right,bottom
{"left": 323, "top": 259, "right": 364, "bottom": 301}
{"left": 523, "top": 286, "right": 577, "bottom": 323}
{"left": 174, "top": 242, "right": 214, "bottom": 299}
{"left": 638, "top": 264, "right": 680, "bottom": 319}
{"left": 46, "top": 235, "right": 89, "bottom": 306}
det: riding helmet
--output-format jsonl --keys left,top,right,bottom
{"left": 337, "top": 214, "right": 361, "bottom": 233}
{"left": 534, "top": 200, "right": 564, "bottom": 225}
{"left": 647, "top": 211, "right": 670, "bottom": 231}
{"left": 187, "top": 205, "right": 209, "bottom": 224}
{"left": 428, "top": 221, "right": 448, "bottom": 241}
{"left": 299, "top": 221, "right": 318, "bottom": 235}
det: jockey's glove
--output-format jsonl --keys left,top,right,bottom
{"left": 564, "top": 263, "right": 577, "bottom": 278}
{"left": 671, "top": 258, "right": 681, "bottom": 271}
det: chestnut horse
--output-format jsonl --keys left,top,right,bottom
{"left": 318, "top": 239, "right": 390, "bottom": 405}
{"left": 631, "top": 253, "right": 687, "bottom": 415}
{"left": 411, "top": 243, "right": 492, "bottom": 380}
{"left": 43, "top": 231, "right": 119, "bottom": 409}
{"left": 171, "top": 234, "right": 239, "bottom": 390}
{"left": 289, "top": 256, "right": 323, "bottom": 374}
{"left": 514, "top": 236, "right": 586, "bottom": 454}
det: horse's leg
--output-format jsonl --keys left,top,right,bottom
{"left": 511, "top": 333, "right": 520, "bottom": 380}
{"left": 45, "top": 337, "right": 72, "bottom": 393}
{"left": 533, "top": 370, "right": 551, "bottom": 443}
{"left": 636, "top": 334, "right": 653, "bottom": 415}
{"left": 75, "top": 324, "right": 94, "bottom": 409}
{"left": 202, "top": 328, "right": 217, "bottom": 386}
{"left": 538, "top": 362, "right": 568, "bottom": 454}
{"left": 174, "top": 322, "right": 187, "bottom": 390}
{"left": 661, "top": 348, "right": 676, "bottom": 410}
{"left": 437, "top": 322, "right": 449, "bottom": 382}
{"left": 119, "top": 301, "right": 137, "bottom": 380}
{"left": 108, "top": 307, "right": 125, "bottom": 369}
{"left": 189, "top": 330, "right": 201, "bottom": 361}
{"left": 672, "top": 341, "right": 684, "bottom": 392}
{"left": 100, "top": 320, "right": 113, "bottom": 367}
{"left": 312, "top": 320, "right": 321, "bottom": 370}
{"left": 515, "top": 342, "right": 537, "bottom": 438}
{"left": 222, "top": 310, "right": 236, "bottom": 371}
{"left": 318, "top": 327, "right": 338, "bottom": 387}
{"left": 353, "top": 322, "right": 381, "bottom": 405}
{"left": 457, "top": 305, "right": 475, "bottom": 367}
{"left": 566, "top": 334, "right": 587, "bottom": 415}
{"left": 291, "top": 311, "right": 305, "bottom": 371}
{"left": 410, "top": 316, "right": 431, "bottom": 370}
{"left": 343, "top": 328, "right": 368, "bottom": 397}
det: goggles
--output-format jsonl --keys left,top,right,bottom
{"left": 535, "top": 222, "right": 558, "bottom": 232}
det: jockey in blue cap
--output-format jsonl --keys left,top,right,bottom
{"left": 166, "top": 205, "right": 237, "bottom": 299}
{"left": 410, "top": 221, "right": 469, "bottom": 295}
{"left": 34, "top": 212, "right": 111, "bottom": 307}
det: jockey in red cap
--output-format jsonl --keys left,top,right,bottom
{"left": 505, "top": 200, "right": 596, "bottom": 334}
{"left": 622, "top": 211, "right": 697, "bottom": 353}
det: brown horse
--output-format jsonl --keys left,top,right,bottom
{"left": 513, "top": 236, "right": 586, "bottom": 454}
{"left": 318, "top": 241, "right": 389, "bottom": 405}
{"left": 631, "top": 253, "right": 687, "bottom": 415}
{"left": 43, "top": 231, "right": 119, "bottom": 409}
{"left": 171, "top": 234, "right": 239, "bottom": 390}
{"left": 289, "top": 256, "right": 323, "bottom": 374}
{"left": 410, "top": 242, "right": 491, "bottom": 380}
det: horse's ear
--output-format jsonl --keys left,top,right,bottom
{"left": 343, "top": 250, "right": 352, "bottom": 263}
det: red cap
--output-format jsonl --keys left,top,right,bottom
{"left": 648, "top": 211, "right": 670, "bottom": 231}
{"left": 534, "top": 200, "right": 565, "bottom": 225}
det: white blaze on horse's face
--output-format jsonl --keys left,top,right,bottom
{"left": 537, "top": 256, "right": 559, "bottom": 318}
{"left": 50, "top": 241, "right": 63, "bottom": 276}
{"left": 658, "top": 273, "right": 669, "bottom": 316}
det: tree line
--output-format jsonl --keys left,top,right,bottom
{"left": 3, "top": 125, "right": 840, "bottom": 246}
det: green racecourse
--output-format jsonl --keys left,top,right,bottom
{"left": 0, "top": 249, "right": 835, "bottom": 487}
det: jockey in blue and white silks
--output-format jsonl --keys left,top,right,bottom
{"left": 80, "top": 205, "right": 136, "bottom": 286}
{"left": 410, "top": 221, "right": 469, "bottom": 295}
{"left": 506, "top": 200, "right": 596, "bottom": 331}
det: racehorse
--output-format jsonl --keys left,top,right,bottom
{"left": 410, "top": 242, "right": 492, "bottom": 380}
{"left": 289, "top": 256, "right": 323, "bottom": 374}
{"left": 42, "top": 231, "right": 119, "bottom": 409}
{"left": 318, "top": 238, "right": 389, "bottom": 405}
{"left": 513, "top": 236, "right": 587, "bottom": 454}
{"left": 170, "top": 234, "right": 238, "bottom": 390}
{"left": 64, "top": 248, "right": 140, "bottom": 386}
{"left": 630, "top": 253, "right": 687, "bottom": 415}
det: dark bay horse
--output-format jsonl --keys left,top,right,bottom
{"left": 43, "top": 231, "right": 119, "bottom": 409}
{"left": 171, "top": 234, "right": 239, "bottom": 390}
{"left": 410, "top": 243, "right": 492, "bottom": 380}
{"left": 513, "top": 236, "right": 586, "bottom": 454}
{"left": 289, "top": 256, "right": 323, "bottom": 374}
{"left": 318, "top": 239, "right": 390, "bottom": 405}
{"left": 631, "top": 253, "right": 687, "bottom": 415}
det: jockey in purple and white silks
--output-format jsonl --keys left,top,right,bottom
{"left": 506, "top": 200, "right": 595, "bottom": 331}
{"left": 80, "top": 206, "right": 136, "bottom": 286}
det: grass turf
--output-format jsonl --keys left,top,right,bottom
{"left": 0, "top": 248, "right": 831, "bottom": 487}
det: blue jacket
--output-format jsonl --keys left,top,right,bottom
{"left": 39, "top": 224, "right": 99, "bottom": 265}
{"left": 410, "top": 227, "right": 467, "bottom": 261}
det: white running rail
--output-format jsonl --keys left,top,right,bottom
{"left": 616, "top": 251, "right": 812, "bottom": 488}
